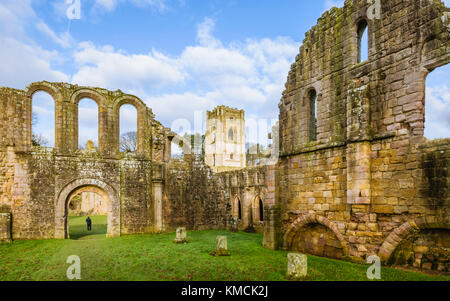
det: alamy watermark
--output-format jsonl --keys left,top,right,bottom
{"left": 66, "top": 255, "right": 81, "bottom": 280}
{"left": 366, "top": 255, "right": 381, "bottom": 280}
{"left": 367, "top": 0, "right": 381, "bottom": 20}
{"left": 66, "top": 0, "right": 81, "bottom": 20}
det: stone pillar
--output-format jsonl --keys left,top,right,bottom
{"left": 229, "top": 217, "right": 239, "bottom": 232}
{"left": 286, "top": 253, "right": 308, "bottom": 280}
{"left": 152, "top": 164, "right": 164, "bottom": 233}
{"left": 153, "top": 182, "right": 163, "bottom": 233}
{"left": 346, "top": 85, "right": 371, "bottom": 205}
{"left": 0, "top": 213, "right": 12, "bottom": 243}
{"left": 346, "top": 141, "right": 371, "bottom": 204}
{"left": 263, "top": 206, "right": 281, "bottom": 250}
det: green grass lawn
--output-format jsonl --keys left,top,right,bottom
{"left": 0, "top": 215, "right": 448, "bottom": 281}
{"left": 68, "top": 216, "right": 107, "bottom": 240}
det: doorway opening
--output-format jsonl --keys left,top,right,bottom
{"left": 66, "top": 186, "right": 110, "bottom": 240}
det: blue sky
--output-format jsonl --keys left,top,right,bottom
{"left": 1, "top": 0, "right": 449, "bottom": 147}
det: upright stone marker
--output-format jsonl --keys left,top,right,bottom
{"left": 230, "top": 217, "right": 239, "bottom": 232}
{"left": 0, "top": 213, "right": 12, "bottom": 243}
{"left": 286, "top": 253, "right": 307, "bottom": 280}
{"left": 211, "top": 236, "right": 230, "bottom": 256}
{"left": 174, "top": 227, "right": 187, "bottom": 244}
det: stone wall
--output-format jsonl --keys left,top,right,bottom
{"left": 0, "top": 82, "right": 170, "bottom": 240}
{"left": 164, "top": 156, "right": 271, "bottom": 233}
{"left": 218, "top": 166, "right": 268, "bottom": 232}
{"left": 0, "top": 213, "right": 11, "bottom": 243}
{"left": 165, "top": 156, "right": 229, "bottom": 231}
{"left": 270, "top": 0, "right": 450, "bottom": 271}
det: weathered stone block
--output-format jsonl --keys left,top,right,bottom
{"left": 174, "top": 227, "right": 188, "bottom": 244}
{"left": 0, "top": 213, "right": 12, "bottom": 243}
{"left": 286, "top": 253, "right": 307, "bottom": 280}
{"left": 210, "top": 236, "right": 230, "bottom": 256}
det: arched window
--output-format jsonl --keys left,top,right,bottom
{"left": 228, "top": 128, "right": 234, "bottom": 141}
{"left": 238, "top": 200, "right": 242, "bottom": 220}
{"left": 425, "top": 64, "right": 450, "bottom": 139}
{"left": 357, "top": 20, "right": 369, "bottom": 63}
{"left": 119, "top": 104, "right": 138, "bottom": 153}
{"left": 32, "top": 91, "right": 55, "bottom": 147}
{"left": 309, "top": 89, "right": 317, "bottom": 142}
{"left": 78, "top": 98, "right": 98, "bottom": 150}
{"left": 259, "top": 198, "right": 264, "bottom": 222}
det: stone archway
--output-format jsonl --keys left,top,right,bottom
{"left": 55, "top": 179, "right": 120, "bottom": 239}
{"left": 283, "top": 214, "right": 349, "bottom": 259}
{"left": 378, "top": 216, "right": 450, "bottom": 264}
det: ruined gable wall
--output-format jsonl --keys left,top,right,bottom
{"left": 0, "top": 82, "right": 164, "bottom": 240}
{"left": 275, "top": 0, "right": 450, "bottom": 269}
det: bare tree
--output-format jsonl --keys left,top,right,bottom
{"left": 120, "top": 131, "right": 137, "bottom": 153}
{"left": 31, "top": 112, "right": 49, "bottom": 146}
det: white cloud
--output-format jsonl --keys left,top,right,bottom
{"left": 71, "top": 42, "right": 186, "bottom": 90}
{"left": 425, "top": 85, "right": 450, "bottom": 140}
{"left": 324, "top": 0, "right": 345, "bottom": 11}
{"left": 196, "top": 17, "right": 222, "bottom": 48}
{"left": 0, "top": 37, "right": 69, "bottom": 88}
{"left": 36, "top": 22, "right": 74, "bottom": 48}
{"left": 68, "top": 17, "right": 299, "bottom": 138}
{"left": 0, "top": 0, "right": 35, "bottom": 37}
{"left": 95, "top": 0, "right": 119, "bottom": 12}
{"left": 0, "top": 0, "right": 69, "bottom": 89}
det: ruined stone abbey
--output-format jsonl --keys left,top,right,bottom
{"left": 1, "top": 0, "right": 449, "bottom": 272}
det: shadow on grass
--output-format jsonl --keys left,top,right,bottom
{"left": 69, "top": 216, "right": 107, "bottom": 240}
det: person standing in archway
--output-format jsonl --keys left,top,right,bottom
{"left": 86, "top": 216, "right": 92, "bottom": 231}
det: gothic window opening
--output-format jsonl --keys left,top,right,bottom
{"left": 78, "top": 98, "right": 98, "bottom": 150}
{"left": 119, "top": 104, "right": 138, "bottom": 153}
{"left": 31, "top": 91, "right": 55, "bottom": 147}
{"left": 357, "top": 20, "right": 369, "bottom": 63}
{"left": 309, "top": 89, "right": 318, "bottom": 142}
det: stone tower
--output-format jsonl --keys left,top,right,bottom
{"left": 205, "top": 106, "right": 246, "bottom": 172}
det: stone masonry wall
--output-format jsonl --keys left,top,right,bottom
{"left": 165, "top": 156, "right": 229, "bottom": 231}
{"left": 0, "top": 82, "right": 169, "bottom": 240}
{"left": 272, "top": 0, "right": 450, "bottom": 271}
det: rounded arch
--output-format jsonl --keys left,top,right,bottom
{"left": 55, "top": 178, "right": 121, "bottom": 239}
{"left": 283, "top": 213, "right": 349, "bottom": 256}
{"left": 70, "top": 88, "right": 105, "bottom": 106}
{"left": 378, "top": 217, "right": 450, "bottom": 263}
{"left": 25, "top": 82, "right": 62, "bottom": 149}
{"left": 113, "top": 95, "right": 148, "bottom": 154}
{"left": 25, "top": 82, "right": 62, "bottom": 100}
{"left": 70, "top": 89, "right": 105, "bottom": 151}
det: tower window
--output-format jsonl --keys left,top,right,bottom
{"left": 228, "top": 128, "right": 234, "bottom": 141}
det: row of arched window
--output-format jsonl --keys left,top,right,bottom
{"left": 31, "top": 91, "right": 138, "bottom": 151}
{"left": 233, "top": 196, "right": 264, "bottom": 222}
